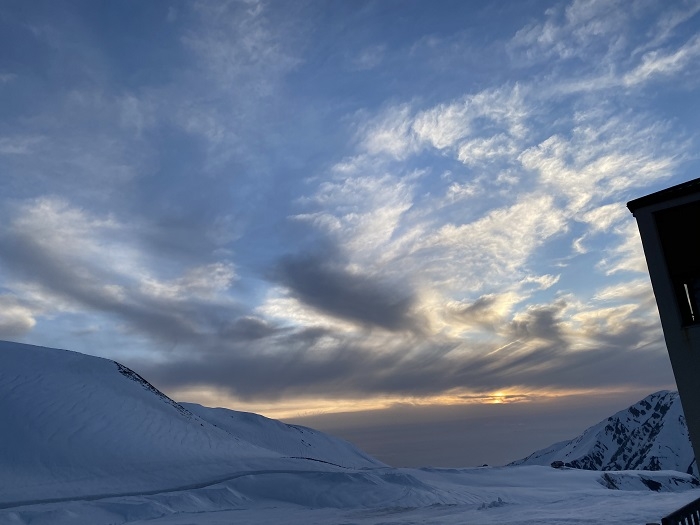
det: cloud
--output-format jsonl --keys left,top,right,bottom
{"left": 2, "top": 190, "right": 663, "bottom": 406}
{"left": 593, "top": 278, "right": 656, "bottom": 305}
{"left": 184, "top": 0, "right": 301, "bottom": 92}
{"left": 596, "top": 222, "right": 649, "bottom": 276}
{"left": 351, "top": 45, "right": 386, "bottom": 71}
{"left": 411, "top": 101, "right": 472, "bottom": 151}
{"left": 508, "top": 0, "right": 700, "bottom": 96}
{"left": 580, "top": 203, "right": 628, "bottom": 232}
{"left": 225, "top": 0, "right": 694, "bottom": 407}
{"left": 0, "top": 295, "right": 36, "bottom": 338}
{"left": 509, "top": 0, "right": 628, "bottom": 62}
{"left": 518, "top": 113, "right": 678, "bottom": 214}
{"left": 572, "top": 203, "right": 629, "bottom": 254}
{"left": 283, "top": 57, "right": 681, "bottom": 376}
{"left": 445, "top": 181, "right": 481, "bottom": 202}
{"left": 359, "top": 105, "right": 419, "bottom": 159}
{"left": 648, "top": 3, "right": 700, "bottom": 50}
{"left": 0, "top": 198, "right": 243, "bottom": 345}
{"left": 137, "top": 289, "right": 671, "bottom": 403}
{"left": 417, "top": 193, "right": 567, "bottom": 292}
{"left": 355, "top": 85, "right": 530, "bottom": 161}
{"left": 623, "top": 34, "right": 700, "bottom": 86}
{"left": 457, "top": 134, "right": 519, "bottom": 167}
{"left": 118, "top": 94, "right": 156, "bottom": 136}
{"left": 273, "top": 252, "right": 419, "bottom": 332}
{"left": 509, "top": 300, "right": 568, "bottom": 346}
{"left": 222, "top": 316, "right": 282, "bottom": 341}
{"left": 0, "top": 135, "right": 44, "bottom": 155}
{"left": 413, "top": 85, "right": 529, "bottom": 151}
{"left": 293, "top": 171, "right": 416, "bottom": 266}
{"left": 140, "top": 263, "right": 237, "bottom": 301}
{"left": 0, "top": 89, "right": 153, "bottom": 207}
{"left": 5, "top": 194, "right": 654, "bottom": 408}
{"left": 445, "top": 292, "right": 522, "bottom": 332}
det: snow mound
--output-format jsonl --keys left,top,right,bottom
{"left": 0, "top": 340, "right": 376, "bottom": 505}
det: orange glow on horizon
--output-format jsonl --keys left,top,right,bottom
{"left": 165, "top": 384, "right": 657, "bottom": 421}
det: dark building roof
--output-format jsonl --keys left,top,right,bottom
{"left": 627, "top": 177, "right": 700, "bottom": 213}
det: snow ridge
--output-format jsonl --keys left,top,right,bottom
{"left": 115, "top": 362, "right": 194, "bottom": 418}
{"left": 510, "top": 391, "right": 697, "bottom": 476}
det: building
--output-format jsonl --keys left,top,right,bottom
{"left": 628, "top": 178, "right": 700, "bottom": 468}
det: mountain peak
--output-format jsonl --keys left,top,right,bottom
{"left": 510, "top": 390, "right": 697, "bottom": 476}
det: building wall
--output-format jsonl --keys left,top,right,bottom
{"left": 632, "top": 194, "right": 700, "bottom": 470}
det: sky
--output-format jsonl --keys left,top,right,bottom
{"left": 1, "top": 0, "right": 700, "bottom": 467}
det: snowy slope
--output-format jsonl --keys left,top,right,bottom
{"left": 2, "top": 340, "right": 699, "bottom": 525}
{"left": 510, "top": 391, "right": 697, "bottom": 476}
{"left": 182, "top": 403, "right": 384, "bottom": 468}
{"left": 0, "top": 341, "right": 375, "bottom": 505}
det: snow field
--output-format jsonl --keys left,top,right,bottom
{"left": 2, "top": 466, "right": 698, "bottom": 525}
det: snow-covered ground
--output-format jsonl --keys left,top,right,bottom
{"left": 1, "top": 340, "right": 698, "bottom": 525}
{"left": 2, "top": 465, "right": 698, "bottom": 525}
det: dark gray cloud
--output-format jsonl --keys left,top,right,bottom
{"left": 273, "top": 252, "right": 420, "bottom": 332}
{"left": 222, "top": 316, "right": 285, "bottom": 341}
{"left": 508, "top": 301, "right": 567, "bottom": 344}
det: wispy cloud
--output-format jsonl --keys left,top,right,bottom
{"left": 0, "top": 73, "right": 16, "bottom": 84}
{"left": 0, "top": 135, "right": 43, "bottom": 155}
{"left": 509, "top": 0, "right": 628, "bottom": 63}
{"left": 641, "top": 2, "right": 700, "bottom": 53}
{"left": 519, "top": 114, "right": 679, "bottom": 214}
{"left": 359, "top": 105, "right": 419, "bottom": 159}
{"left": 623, "top": 33, "right": 700, "bottom": 86}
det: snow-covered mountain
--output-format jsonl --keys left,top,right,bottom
{"left": 2, "top": 341, "right": 699, "bottom": 525}
{"left": 0, "top": 340, "right": 381, "bottom": 506}
{"left": 510, "top": 391, "right": 697, "bottom": 476}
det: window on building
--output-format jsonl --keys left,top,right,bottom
{"left": 654, "top": 200, "right": 700, "bottom": 326}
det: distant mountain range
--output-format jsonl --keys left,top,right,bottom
{"left": 510, "top": 391, "right": 698, "bottom": 477}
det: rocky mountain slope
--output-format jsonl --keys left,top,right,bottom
{"left": 510, "top": 391, "right": 697, "bottom": 476}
